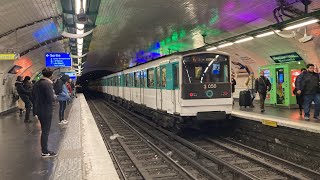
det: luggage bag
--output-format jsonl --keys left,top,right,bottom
{"left": 239, "top": 90, "right": 251, "bottom": 107}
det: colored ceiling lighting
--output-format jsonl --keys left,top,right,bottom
{"left": 255, "top": 30, "right": 280, "bottom": 38}
{"left": 218, "top": 42, "right": 234, "bottom": 48}
{"left": 75, "top": 0, "right": 87, "bottom": 15}
{"left": 283, "top": 19, "right": 319, "bottom": 30}
{"left": 234, "top": 37, "right": 254, "bottom": 43}
{"left": 206, "top": 46, "right": 217, "bottom": 51}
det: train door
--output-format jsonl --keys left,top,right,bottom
{"left": 156, "top": 67, "right": 162, "bottom": 109}
{"left": 134, "top": 72, "right": 140, "bottom": 104}
{"left": 172, "top": 63, "right": 179, "bottom": 114}
{"left": 140, "top": 70, "right": 145, "bottom": 104}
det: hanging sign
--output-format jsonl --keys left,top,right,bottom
{"left": 45, "top": 52, "right": 72, "bottom": 67}
{"left": 270, "top": 52, "right": 303, "bottom": 63}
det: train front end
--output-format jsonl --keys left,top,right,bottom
{"left": 180, "top": 52, "right": 232, "bottom": 121}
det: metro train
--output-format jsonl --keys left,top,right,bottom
{"left": 89, "top": 50, "right": 233, "bottom": 129}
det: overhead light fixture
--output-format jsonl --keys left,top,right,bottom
{"left": 218, "top": 42, "right": 234, "bottom": 48}
{"left": 77, "top": 38, "right": 84, "bottom": 44}
{"left": 234, "top": 37, "right": 254, "bottom": 43}
{"left": 76, "top": 23, "right": 85, "bottom": 30}
{"left": 255, "top": 30, "right": 281, "bottom": 38}
{"left": 284, "top": 19, "right": 319, "bottom": 30}
{"left": 206, "top": 46, "right": 217, "bottom": 51}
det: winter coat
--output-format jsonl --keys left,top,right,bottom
{"left": 231, "top": 78, "right": 236, "bottom": 93}
{"left": 245, "top": 76, "right": 255, "bottom": 90}
{"left": 15, "top": 81, "right": 30, "bottom": 102}
{"left": 32, "top": 77, "right": 55, "bottom": 119}
{"left": 23, "top": 81, "right": 33, "bottom": 99}
{"left": 57, "top": 84, "right": 71, "bottom": 101}
{"left": 254, "top": 76, "right": 271, "bottom": 94}
{"left": 299, "top": 71, "right": 319, "bottom": 95}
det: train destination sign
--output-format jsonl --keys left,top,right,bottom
{"left": 45, "top": 52, "right": 72, "bottom": 67}
{"left": 270, "top": 52, "right": 303, "bottom": 63}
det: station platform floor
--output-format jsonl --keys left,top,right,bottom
{"left": 232, "top": 100, "right": 320, "bottom": 134}
{"left": 0, "top": 94, "right": 119, "bottom": 180}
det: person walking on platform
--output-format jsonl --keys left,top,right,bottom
{"left": 15, "top": 76, "right": 32, "bottom": 122}
{"left": 23, "top": 76, "right": 34, "bottom": 117}
{"left": 32, "top": 68, "right": 57, "bottom": 158}
{"left": 254, "top": 71, "right": 271, "bottom": 113}
{"left": 296, "top": 64, "right": 320, "bottom": 120}
{"left": 294, "top": 68, "right": 307, "bottom": 115}
{"left": 245, "top": 72, "right": 256, "bottom": 107}
{"left": 57, "top": 75, "right": 71, "bottom": 125}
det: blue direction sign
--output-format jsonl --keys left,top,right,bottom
{"left": 45, "top": 52, "right": 72, "bottom": 67}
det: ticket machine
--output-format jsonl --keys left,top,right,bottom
{"left": 259, "top": 61, "right": 305, "bottom": 107}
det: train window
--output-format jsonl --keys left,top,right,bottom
{"left": 130, "top": 73, "right": 134, "bottom": 87}
{"left": 134, "top": 72, "right": 140, "bottom": 87}
{"left": 147, "top": 68, "right": 154, "bottom": 88}
{"left": 161, "top": 66, "right": 166, "bottom": 88}
{"left": 173, "top": 64, "right": 179, "bottom": 89}
{"left": 114, "top": 76, "right": 117, "bottom": 86}
{"left": 141, "top": 70, "right": 146, "bottom": 87}
{"left": 182, "top": 54, "right": 230, "bottom": 84}
{"left": 118, "top": 76, "right": 121, "bottom": 86}
{"left": 125, "top": 74, "right": 129, "bottom": 87}
{"left": 156, "top": 67, "right": 161, "bottom": 88}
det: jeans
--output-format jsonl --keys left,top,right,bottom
{"left": 39, "top": 113, "right": 52, "bottom": 154}
{"left": 59, "top": 101, "right": 67, "bottom": 121}
{"left": 303, "top": 94, "right": 320, "bottom": 117}
{"left": 248, "top": 89, "right": 256, "bottom": 105}
{"left": 20, "top": 95, "right": 31, "bottom": 121}
{"left": 258, "top": 92, "right": 267, "bottom": 110}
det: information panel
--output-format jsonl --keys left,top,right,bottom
{"left": 45, "top": 53, "right": 72, "bottom": 67}
{"left": 270, "top": 52, "right": 303, "bottom": 63}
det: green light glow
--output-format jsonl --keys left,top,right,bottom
{"left": 209, "top": 8, "right": 219, "bottom": 25}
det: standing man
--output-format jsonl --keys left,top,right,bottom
{"left": 33, "top": 68, "right": 57, "bottom": 157}
{"left": 245, "top": 72, "right": 256, "bottom": 107}
{"left": 294, "top": 68, "right": 307, "bottom": 115}
{"left": 254, "top": 71, "right": 272, "bottom": 113}
{"left": 296, "top": 64, "right": 320, "bottom": 120}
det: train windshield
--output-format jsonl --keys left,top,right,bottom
{"left": 182, "top": 53, "right": 230, "bottom": 84}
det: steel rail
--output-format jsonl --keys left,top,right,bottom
{"left": 104, "top": 99, "right": 260, "bottom": 180}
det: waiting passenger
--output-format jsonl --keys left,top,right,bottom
{"left": 294, "top": 68, "right": 307, "bottom": 115}
{"left": 296, "top": 64, "right": 320, "bottom": 120}
{"left": 244, "top": 72, "right": 255, "bottom": 107}
{"left": 15, "top": 76, "right": 32, "bottom": 122}
{"left": 23, "top": 76, "right": 35, "bottom": 116}
{"left": 57, "top": 75, "right": 71, "bottom": 125}
{"left": 32, "top": 68, "right": 57, "bottom": 158}
{"left": 231, "top": 74, "right": 236, "bottom": 94}
{"left": 254, "top": 71, "right": 271, "bottom": 113}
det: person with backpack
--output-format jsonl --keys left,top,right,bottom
{"left": 254, "top": 71, "right": 272, "bottom": 113}
{"left": 56, "top": 75, "right": 71, "bottom": 125}
{"left": 15, "top": 76, "right": 32, "bottom": 122}
{"left": 244, "top": 72, "right": 256, "bottom": 107}
{"left": 32, "top": 68, "right": 57, "bottom": 158}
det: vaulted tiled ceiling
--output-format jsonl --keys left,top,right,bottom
{"left": 0, "top": 0, "right": 319, "bottom": 76}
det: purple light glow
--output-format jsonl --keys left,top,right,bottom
{"left": 218, "top": 0, "right": 277, "bottom": 31}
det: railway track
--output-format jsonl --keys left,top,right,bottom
{"left": 88, "top": 96, "right": 320, "bottom": 179}
{"left": 88, "top": 98, "right": 218, "bottom": 180}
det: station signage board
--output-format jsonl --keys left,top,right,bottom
{"left": 64, "top": 72, "right": 77, "bottom": 79}
{"left": 0, "top": 53, "right": 19, "bottom": 60}
{"left": 270, "top": 52, "right": 303, "bottom": 63}
{"left": 45, "top": 53, "right": 72, "bottom": 67}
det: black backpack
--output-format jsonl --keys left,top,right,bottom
{"left": 53, "top": 79, "right": 63, "bottom": 95}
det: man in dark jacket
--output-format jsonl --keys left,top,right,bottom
{"left": 254, "top": 71, "right": 272, "bottom": 112}
{"left": 33, "top": 68, "right": 57, "bottom": 158}
{"left": 294, "top": 68, "right": 307, "bottom": 115}
{"left": 15, "top": 76, "right": 32, "bottom": 122}
{"left": 296, "top": 64, "right": 320, "bottom": 120}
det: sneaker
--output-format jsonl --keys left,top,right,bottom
{"left": 304, "top": 116, "right": 310, "bottom": 120}
{"left": 42, "top": 151, "right": 57, "bottom": 158}
{"left": 62, "top": 120, "right": 68, "bottom": 124}
{"left": 58, "top": 121, "right": 63, "bottom": 125}
{"left": 314, "top": 116, "right": 320, "bottom": 120}
{"left": 260, "top": 109, "right": 265, "bottom": 112}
